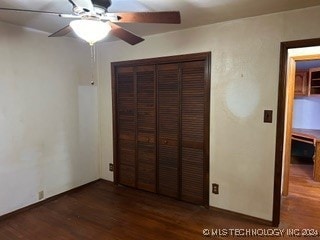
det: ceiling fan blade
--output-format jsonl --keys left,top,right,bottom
{"left": 68, "top": 0, "right": 76, "bottom": 7}
{"left": 71, "top": 0, "right": 94, "bottom": 12}
{"left": 49, "top": 25, "right": 72, "bottom": 37}
{"left": 59, "top": 14, "right": 82, "bottom": 19}
{"left": 109, "top": 22, "right": 144, "bottom": 45}
{"left": 115, "top": 11, "right": 181, "bottom": 24}
{"left": 0, "top": 7, "right": 63, "bottom": 16}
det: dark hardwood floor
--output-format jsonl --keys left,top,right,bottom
{"left": 0, "top": 165, "right": 319, "bottom": 239}
{"left": 280, "top": 164, "right": 320, "bottom": 230}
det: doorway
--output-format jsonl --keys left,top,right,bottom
{"left": 282, "top": 57, "right": 320, "bottom": 196}
{"left": 273, "top": 38, "right": 320, "bottom": 227}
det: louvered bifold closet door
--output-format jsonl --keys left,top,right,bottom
{"left": 113, "top": 52, "right": 210, "bottom": 206}
{"left": 157, "top": 63, "right": 180, "bottom": 198}
{"left": 116, "top": 67, "right": 136, "bottom": 187}
{"left": 181, "top": 61, "right": 206, "bottom": 205}
{"left": 136, "top": 65, "right": 156, "bottom": 192}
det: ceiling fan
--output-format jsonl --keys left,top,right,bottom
{"left": 0, "top": 0, "right": 181, "bottom": 45}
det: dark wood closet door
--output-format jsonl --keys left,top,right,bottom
{"left": 136, "top": 65, "right": 156, "bottom": 192}
{"left": 157, "top": 63, "right": 180, "bottom": 198}
{"left": 116, "top": 67, "right": 136, "bottom": 187}
{"left": 112, "top": 52, "right": 210, "bottom": 206}
{"left": 181, "top": 61, "right": 206, "bottom": 204}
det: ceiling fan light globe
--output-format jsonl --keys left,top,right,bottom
{"left": 70, "top": 19, "right": 111, "bottom": 45}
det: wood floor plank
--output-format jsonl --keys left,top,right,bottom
{"left": 0, "top": 167, "right": 319, "bottom": 239}
{"left": 280, "top": 164, "right": 320, "bottom": 231}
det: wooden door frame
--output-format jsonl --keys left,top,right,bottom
{"left": 281, "top": 57, "right": 296, "bottom": 197}
{"left": 273, "top": 38, "right": 320, "bottom": 227}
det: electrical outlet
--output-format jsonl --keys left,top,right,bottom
{"left": 109, "top": 163, "right": 113, "bottom": 172}
{"left": 212, "top": 183, "right": 219, "bottom": 194}
{"left": 38, "top": 191, "right": 44, "bottom": 200}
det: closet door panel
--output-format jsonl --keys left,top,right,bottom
{"left": 181, "top": 61, "right": 206, "bottom": 204}
{"left": 181, "top": 148, "right": 204, "bottom": 204}
{"left": 137, "top": 142, "right": 156, "bottom": 192}
{"left": 118, "top": 139, "right": 135, "bottom": 166}
{"left": 157, "top": 63, "right": 180, "bottom": 198}
{"left": 113, "top": 52, "right": 210, "bottom": 206}
{"left": 136, "top": 65, "right": 156, "bottom": 192}
{"left": 158, "top": 145, "right": 179, "bottom": 198}
{"left": 119, "top": 165, "right": 135, "bottom": 187}
{"left": 117, "top": 67, "right": 136, "bottom": 141}
{"left": 116, "top": 67, "right": 136, "bottom": 187}
{"left": 181, "top": 61, "right": 205, "bottom": 143}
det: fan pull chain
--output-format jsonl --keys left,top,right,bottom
{"left": 90, "top": 44, "right": 96, "bottom": 85}
{"left": 91, "top": 44, "right": 96, "bottom": 62}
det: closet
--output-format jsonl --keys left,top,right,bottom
{"left": 112, "top": 52, "right": 210, "bottom": 205}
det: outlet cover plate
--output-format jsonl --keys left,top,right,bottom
{"left": 212, "top": 183, "right": 219, "bottom": 194}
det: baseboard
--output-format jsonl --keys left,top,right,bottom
{"left": 0, "top": 179, "right": 102, "bottom": 221}
{"left": 1, "top": 179, "right": 273, "bottom": 227}
{"left": 210, "top": 206, "right": 273, "bottom": 226}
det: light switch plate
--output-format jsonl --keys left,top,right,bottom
{"left": 264, "top": 110, "right": 273, "bottom": 123}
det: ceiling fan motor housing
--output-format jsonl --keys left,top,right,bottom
{"left": 92, "top": 0, "right": 112, "bottom": 11}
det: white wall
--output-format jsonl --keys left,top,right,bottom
{"left": 293, "top": 98, "right": 320, "bottom": 129}
{"left": 0, "top": 21, "right": 99, "bottom": 216}
{"left": 96, "top": 6, "right": 320, "bottom": 221}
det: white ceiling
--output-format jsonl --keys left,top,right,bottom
{"left": 1, "top": 0, "right": 320, "bottom": 43}
{"left": 296, "top": 60, "right": 320, "bottom": 70}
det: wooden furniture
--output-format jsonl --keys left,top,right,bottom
{"left": 112, "top": 52, "right": 210, "bottom": 206}
{"left": 291, "top": 128, "right": 320, "bottom": 181}
{"left": 294, "top": 68, "right": 320, "bottom": 97}
{"left": 308, "top": 67, "right": 320, "bottom": 95}
{"left": 294, "top": 71, "right": 308, "bottom": 96}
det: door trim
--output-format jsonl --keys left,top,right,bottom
{"left": 273, "top": 38, "right": 320, "bottom": 227}
{"left": 282, "top": 57, "right": 296, "bottom": 197}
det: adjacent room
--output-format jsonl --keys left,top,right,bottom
{"left": 281, "top": 55, "right": 320, "bottom": 230}
{"left": 1, "top": 0, "right": 320, "bottom": 239}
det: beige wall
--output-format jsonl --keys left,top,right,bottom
{"left": 97, "top": 6, "right": 320, "bottom": 221}
{"left": 0, "top": 21, "right": 99, "bottom": 216}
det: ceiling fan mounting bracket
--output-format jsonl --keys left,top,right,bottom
{"left": 72, "top": 6, "right": 86, "bottom": 15}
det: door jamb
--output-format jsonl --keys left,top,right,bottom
{"left": 281, "top": 57, "right": 296, "bottom": 196}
